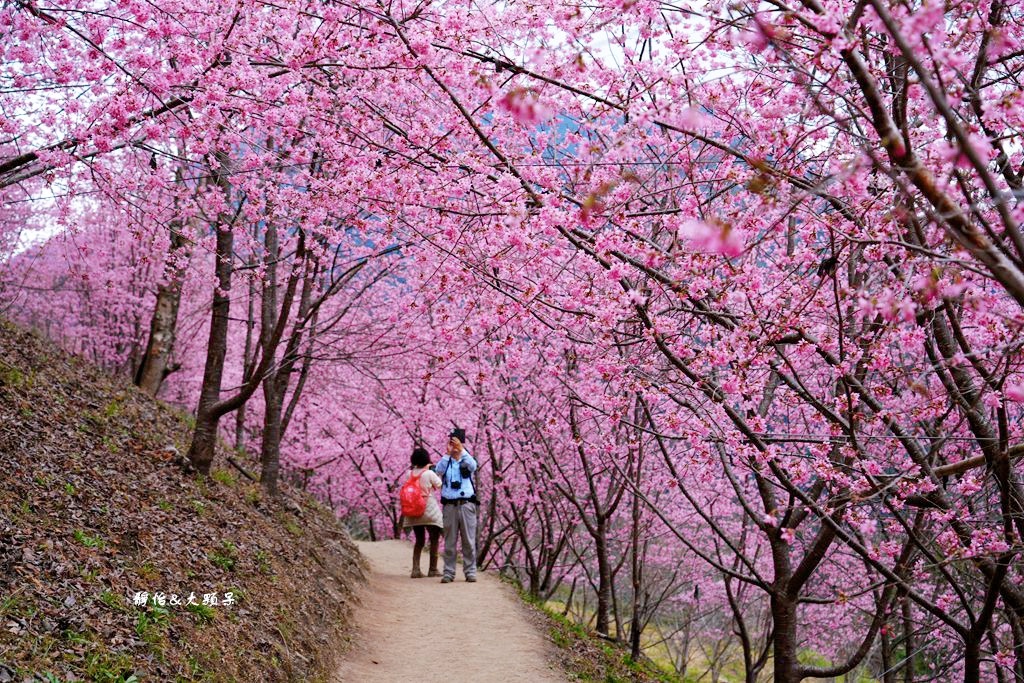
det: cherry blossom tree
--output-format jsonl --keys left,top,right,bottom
{"left": 3, "top": 0, "right": 1023, "bottom": 680}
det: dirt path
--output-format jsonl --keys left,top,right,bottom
{"left": 333, "top": 539, "right": 566, "bottom": 683}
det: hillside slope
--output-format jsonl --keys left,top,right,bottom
{"left": 0, "top": 321, "right": 365, "bottom": 682}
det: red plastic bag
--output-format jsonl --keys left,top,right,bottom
{"left": 399, "top": 471, "right": 426, "bottom": 517}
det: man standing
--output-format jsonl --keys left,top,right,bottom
{"left": 435, "top": 427, "right": 478, "bottom": 583}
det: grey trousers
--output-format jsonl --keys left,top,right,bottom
{"left": 442, "top": 501, "right": 478, "bottom": 579}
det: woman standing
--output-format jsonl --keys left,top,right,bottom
{"left": 402, "top": 446, "right": 443, "bottom": 578}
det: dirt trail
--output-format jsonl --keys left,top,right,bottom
{"left": 333, "top": 539, "right": 566, "bottom": 683}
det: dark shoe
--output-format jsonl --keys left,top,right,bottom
{"left": 427, "top": 569, "right": 441, "bottom": 578}
{"left": 411, "top": 568, "right": 424, "bottom": 579}
{"left": 440, "top": 576, "right": 453, "bottom": 584}
{"left": 465, "top": 575, "right": 477, "bottom": 583}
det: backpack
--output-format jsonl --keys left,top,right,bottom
{"left": 399, "top": 471, "right": 426, "bottom": 517}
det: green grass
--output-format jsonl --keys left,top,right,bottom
{"left": 102, "top": 397, "right": 123, "bottom": 420}
{"left": 186, "top": 602, "right": 216, "bottom": 625}
{"left": 83, "top": 647, "right": 139, "bottom": 682}
{"left": 82, "top": 409, "right": 106, "bottom": 427}
{"left": 43, "top": 629, "right": 142, "bottom": 682}
{"left": 135, "top": 601, "right": 171, "bottom": 646}
{"left": 137, "top": 561, "right": 159, "bottom": 581}
{"left": 89, "top": 665, "right": 139, "bottom": 682}
{"left": 224, "top": 586, "right": 244, "bottom": 604}
{"left": 254, "top": 549, "right": 272, "bottom": 575}
{"left": 244, "top": 486, "right": 262, "bottom": 506}
{"left": 0, "top": 593, "right": 23, "bottom": 617}
{"left": 73, "top": 529, "right": 104, "bottom": 548}
{"left": 63, "top": 628, "right": 93, "bottom": 645}
{"left": 195, "top": 476, "right": 210, "bottom": 498}
{"left": 99, "top": 590, "right": 125, "bottom": 612}
{"left": 177, "top": 654, "right": 217, "bottom": 683}
{"left": 0, "top": 363, "right": 28, "bottom": 388}
{"left": 211, "top": 469, "right": 236, "bottom": 487}
{"left": 208, "top": 540, "right": 238, "bottom": 571}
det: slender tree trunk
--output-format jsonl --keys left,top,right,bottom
{"left": 260, "top": 383, "right": 285, "bottom": 496}
{"left": 1011, "top": 611, "right": 1024, "bottom": 683}
{"left": 1009, "top": 611, "right": 1024, "bottom": 683}
{"left": 987, "top": 627, "right": 1008, "bottom": 683}
{"left": 477, "top": 427, "right": 501, "bottom": 567}
{"left": 258, "top": 251, "right": 314, "bottom": 497}
{"left": 234, "top": 258, "right": 256, "bottom": 451}
{"left": 187, "top": 187, "right": 234, "bottom": 475}
{"left": 629, "top": 414, "right": 645, "bottom": 660}
{"left": 678, "top": 611, "right": 693, "bottom": 679}
{"left": 258, "top": 220, "right": 282, "bottom": 494}
{"left": 902, "top": 596, "right": 915, "bottom": 683}
{"left": 612, "top": 579, "right": 624, "bottom": 642}
{"left": 186, "top": 208, "right": 305, "bottom": 475}
{"left": 594, "top": 519, "right": 612, "bottom": 636}
{"left": 881, "top": 623, "right": 895, "bottom": 683}
{"left": 135, "top": 218, "right": 190, "bottom": 396}
{"left": 628, "top": 521, "right": 644, "bottom": 657}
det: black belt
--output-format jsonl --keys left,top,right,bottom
{"left": 442, "top": 496, "right": 478, "bottom": 506}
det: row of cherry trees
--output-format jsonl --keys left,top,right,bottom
{"left": 2, "top": 0, "right": 1023, "bottom": 680}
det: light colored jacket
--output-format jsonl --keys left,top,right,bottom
{"left": 435, "top": 449, "right": 477, "bottom": 501}
{"left": 401, "top": 466, "right": 443, "bottom": 528}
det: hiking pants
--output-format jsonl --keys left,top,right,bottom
{"left": 442, "top": 501, "right": 477, "bottom": 579}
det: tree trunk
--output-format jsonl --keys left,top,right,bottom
{"left": 234, "top": 258, "right": 257, "bottom": 451}
{"left": 902, "top": 596, "right": 915, "bottom": 683}
{"left": 185, "top": 205, "right": 305, "bottom": 475}
{"left": 260, "top": 381, "right": 285, "bottom": 497}
{"left": 563, "top": 577, "right": 576, "bottom": 617}
{"left": 771, "top": 594, "right": 800, "bottom": 683}
{"left": 629, "top": 417, "right": 645, "bottom": 660}
{"left": 626, "top": 499, "right": 643, "bottom": 659}
{"left": 186, "top": 206, "right": 234, "bottom": 475}
{"left": 476, "top": 427, "right": 501, "bottom": 567}
{"left": 258, "top": 249, "right": 314, "bottom": 497}
{"left": 881, "top": 622, "right": 895, "bottom": 683}
{"left": 1011, "top": 611, "right": 1024, "bottom": 683}
{"left": 594, "top": 519, "right": 612, "bottom": 637}
{"left": 258, "top": 220, "right": 281, "bottom": 494}
{"left": 963, "top": 636, "right": 981, "bottom": 683}
{"left": 628, "top": 592, "right": 643, "bottom": 660}
{"left": 135, "top": 219, "right": 190, "bottom": 396}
